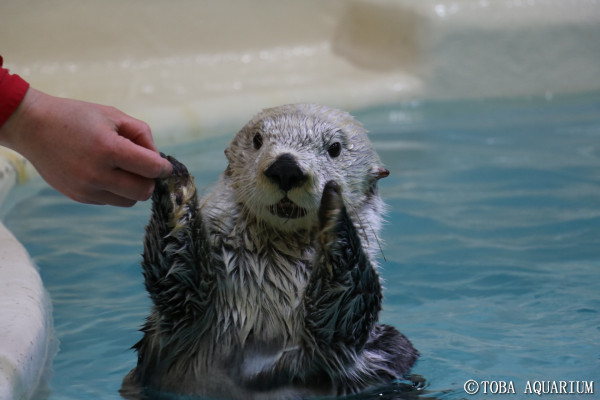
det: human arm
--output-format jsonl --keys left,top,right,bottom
{"left": 0, "top": 87, "right": 173, "bottom": 207}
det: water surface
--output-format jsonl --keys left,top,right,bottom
{"left": 4, "top": 92, "right": 599, "bottom": 399}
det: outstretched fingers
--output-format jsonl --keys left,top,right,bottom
{"left": 110, "top": 131, "right": 173, "bottom": 180}
{"left": 117, "top": 116, "right": 157, "bottom": 151}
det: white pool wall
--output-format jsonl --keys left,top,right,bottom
{"left": 1, "top": 0, "right": 599, "bottom": 399}
{"left": 3, "top": 0, "right": 599, "bottom": 142}
{"left": 0, "top": 150, "right": 52, "bottom": 400}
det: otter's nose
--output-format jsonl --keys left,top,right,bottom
{"left": 264, "top": 153, "right": 307, "bottom": 192}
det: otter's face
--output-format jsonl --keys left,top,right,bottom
{"left": 225, "top": 104, "right": 387, "bottom": 232}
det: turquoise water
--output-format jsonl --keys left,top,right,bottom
{"left": 3, "top": 92, "right": 600, "bottom": 399}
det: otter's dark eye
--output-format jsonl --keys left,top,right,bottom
{"left": 327, "top": 142, "right": 341, "bottom": 158}
{"left": 253, "top": 132, "right": 263, "bottom": 150}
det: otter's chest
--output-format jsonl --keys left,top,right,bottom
{"left": 209, "top": 225, "right": 314, "bottom": 341}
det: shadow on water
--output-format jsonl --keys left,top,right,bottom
{"left": 121, "top": 375, "right": 449, "bottom": 400}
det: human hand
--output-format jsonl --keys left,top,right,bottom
{"left": 0, "top": 88, "right": 173, "bottom": 206}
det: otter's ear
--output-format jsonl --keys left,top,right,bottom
{"left": 224, "top": 147, "right": 232, "bottom": 162}
{"left": 367, "top": 166, "right": 389, "bottom": 196}
{"left": 372, "top": 166, "right": 390, "bottom": 180}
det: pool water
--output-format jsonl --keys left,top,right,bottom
{"left": 3, "top": 92, "right": 600, "bottom": 399}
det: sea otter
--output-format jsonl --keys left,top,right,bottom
{"left": 122, "top": 104, "right": 418, "bottom": 399}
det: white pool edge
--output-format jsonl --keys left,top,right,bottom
{"left": 1, "top": 1, "right": 599, "bottom": 399}
{"left": 0, "top": 151, "right": 54, "bottom": 400}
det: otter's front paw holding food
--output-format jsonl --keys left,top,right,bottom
{"left": 122, "top": 104, "right": 418, "bottom": 400}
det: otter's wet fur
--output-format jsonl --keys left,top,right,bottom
{"left": 122, "top": 104, "right": 418, "bottom": 399}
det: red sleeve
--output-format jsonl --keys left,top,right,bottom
{"left": 0, "top": 55, "right": 30, "bottom": 128}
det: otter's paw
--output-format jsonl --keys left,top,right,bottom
{"left": 157, "top": 152, "right": 189, "bottom": 183}
{"left": 159, "top": 152, "right": 189, "bottom": 180}
{"left": 318, "top": 180, "right": 352, "bottom": 250}
{"left": 318, "top": 181, "right": 343, "bottom": 230}
{"left": 154, "top": 154, "right": 196, "bottom": 212}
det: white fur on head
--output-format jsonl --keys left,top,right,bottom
{"left": 225, "top": 104, "right": 386, "bottom": 234}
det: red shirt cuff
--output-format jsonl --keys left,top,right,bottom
{"left": 0, "top": 56, "right": 30, "bottom": 128}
